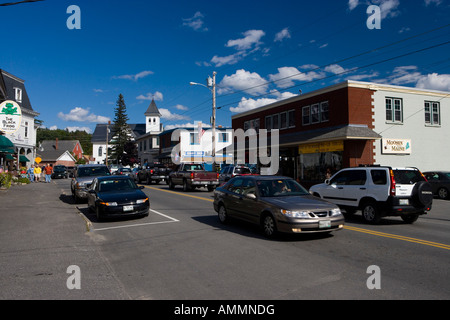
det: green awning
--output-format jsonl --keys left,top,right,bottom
{"left": 0, "top": 135, "right": 15, "bottom": 153}
{"left": 5, "top": 154, "right": 14, "bottom": 160}
{"left": 19, "top": 155, "right": 30, "bottom": 162}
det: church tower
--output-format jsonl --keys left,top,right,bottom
{"left": 145, "top": 99, "right": 162, "bottom": 133}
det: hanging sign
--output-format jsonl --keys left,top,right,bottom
{"left": 0, "top": 100, "right": 22, "bottom": 134}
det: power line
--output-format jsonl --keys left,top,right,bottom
{"left": 0, "top": 0, "right": 44, "bottom": 6}
{"left": 215, "top": 40, "right": 450, "bottom": 111}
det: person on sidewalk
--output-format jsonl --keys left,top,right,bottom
{"left": 44, "top": 164, "right": 53, "bottom": 183}
{"left": 34, "top": 165, "right": 42, "bottom": 182}
{"left": 27, "top": 165, "right": 35, "bottom": 182}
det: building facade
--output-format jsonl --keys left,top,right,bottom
{"left": 231, "top": 80, "right": 449, "bottom": 187}
{"left": 0, "top": 69, "right": 40, "bottom": 169}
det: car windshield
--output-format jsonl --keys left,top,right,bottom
{"left": 235, "top": 167, "right": 251, "bottom": 174}
{"left": 99, "top": 179, "right": 137, "bottom": 192}
{"left": 185, "top": 164, "right": 203, "bottom": 170}
{"left": 54, "top": 166, "right": 66, "bottom": 172}
{"left": 256, "top": 179, "right": 309, "bottom": 197}
{"left": 393, "top": 169, "right": 426, "bottom": 184}
{"left": 78, "top": 167, "right": 111, "bottom": 177}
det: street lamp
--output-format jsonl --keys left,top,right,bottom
{"left": 190, "top": 71, "right": 217, "bottom": 157}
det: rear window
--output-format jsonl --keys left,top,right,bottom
{"left": 234, "top": 167, "right": 251, "bottom": 174}
{"left": 393, "top": 169, "right": 426, "bottom": 184}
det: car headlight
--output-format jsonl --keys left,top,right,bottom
{"left": 136, "top": 198, "right": 149, "bottom": 204}
{"left": 100, "top": 202, "right": 118, "bottom": 206}
{"left": 281, "top": 209, "right": 311, "bottom": 218}
{"left": 330, "top": 208, "right": 342, "bottom": 217}
{"left": 75, "top": 182, "right": 85, "bottom": 189}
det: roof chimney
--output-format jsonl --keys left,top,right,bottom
{"left": 55, "top": 138, "right": 58, "bottom": 150}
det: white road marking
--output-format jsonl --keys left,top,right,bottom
{"left": 92, "top": 209, "right": 179, "bottom": 232}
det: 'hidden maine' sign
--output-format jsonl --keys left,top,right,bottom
{"left": 0, "top": 100, "right": 22, "bottom": 134}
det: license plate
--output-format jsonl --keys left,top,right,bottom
{"left": 319, "top": 220, "right": 331, "bottom": 229}
{"left": 399, "top": 199, "right": 409, "bottom": 205}
{"left": 123, "top": 205, "right": 134, "bottom": 212}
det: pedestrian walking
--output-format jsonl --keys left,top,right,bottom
{"left": 34, "top": 165, "right": 41, "bottom": 182}
{"left": 27, "top": 165, "right": 35, "bottom": 182}
{"left": 45, "top": 164, "right": 53, "bottom": 183}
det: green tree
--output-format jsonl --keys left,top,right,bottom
{"left": 110, "top": 94, "right": 132, "bottom": 163}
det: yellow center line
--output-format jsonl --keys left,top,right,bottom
{"left": 344, "top": 226, "right": 450, "bottom": 250}
{"left": 143, "top": 185, "right": 450, "bottom": 250}
{"left": 143, "top": 185, "right": 214, "bottom": 202}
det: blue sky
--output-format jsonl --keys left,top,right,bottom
{"left": 1, "top": 0, "right": 449, "bottom": 133}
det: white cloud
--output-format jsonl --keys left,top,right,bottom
{"left": 274, "top": 28, "right": 291, "bottom": 42}
{"left": 136, "top": 91, "right": 164, "bottom": 101}
{"left": 58, "top": 107, "right": 110, "bottom": 123}
{"left": 376, "top": 0, "right": 401, "bottom": 19}
{"left": 226, "top": 30, "right": 265, "bottom": 51}
{"left": 319, "top": 43, "right": 329, "bottom": 49}
{"left": 416, "top": 73, "right": 450, "bottom": 91}
{"left": 324, "top": 64, "right": 348, "bottom": 75}
{"left": 348, "top": 0, "right": 359, "bottom": 10}
{"left": 424, "top": 0, "right": 442, "bottom": 6}
{"left": 230, "top": 91, "right": 297, "bottom": 114}
{"left": 182, "top": 12, "right": 208, "bottom": 32}
{"left": 268, "top": 66, "right": 324, "bottom": 89}
{"left": 175, "top": 104, "right": 188, "bottom": 111}
{"left": 159, "top": 108, "right": 190, "bottom": 121}
{"left": 211, "top": 53, "right": 242, "bottom": 67}
{"left": 66, "top": 126, "right": 92, "bottom": 133}
{"left": 93, "top": 89, "right": 104, "bottom": 93}
{"left": 208, "top": 29, "right": 266, "bottom": 67}
{"left": 386, "top": 66, "right": 450, "bottom": 91}
{"left": 218, "top": 69, "right": 268, "bottom": 96}
{"left": 112, "top": 70, "right": 153, "bottom": 81}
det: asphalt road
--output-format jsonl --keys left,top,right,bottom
{"left": 1, "top": 178, "right": 449, "bottom": 301}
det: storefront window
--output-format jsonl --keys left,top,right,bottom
{"left": 297, "top": 151, "right": 343, "bottom": 184}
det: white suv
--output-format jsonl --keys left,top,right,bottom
{"left": 309, "top": 166, "right": 433, "bottom": 224}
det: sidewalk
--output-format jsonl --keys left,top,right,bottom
{"left": 0, "top": 181, "right": 130, "bottom": 299}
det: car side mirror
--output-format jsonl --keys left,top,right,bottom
{"left": 246, "top": 193, "right": 257, "bottom": 200}
{"left": 325, "top": 179, "right": 330, "bottom": 185}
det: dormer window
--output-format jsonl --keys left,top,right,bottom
{"left": 14, "top": 88, "right": 22, "bottom": 103}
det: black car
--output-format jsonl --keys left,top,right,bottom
{"left": 423, "top": 171, "right": 450, "bottom": 200}
{"left": 52, "top": 165, "right": 68, "bottom": 179}
{"left": 87, "top": 176, "right": 150, "bottom": 221}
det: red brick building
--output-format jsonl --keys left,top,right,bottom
{"left": 231, "top": 81, "right": 381, "bottom": 187}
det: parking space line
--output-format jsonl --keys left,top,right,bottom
{"left": 92, "top": 209, "right": 179, "bottom": 232}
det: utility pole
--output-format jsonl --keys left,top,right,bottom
{"left": 211, "top": 71, "right": 216, "bottom": 158}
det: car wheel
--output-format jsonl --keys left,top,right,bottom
{"left": 412, "top": 181, "right": 433, "bottom": 207}
{"left": 261, "top": 214, "right": 277, "bottom": 238}
{"left": 146, "top": 176, "right": 151, "bottom": 185}
{"left": 438, "top": 187, "right": 449, "bottom": 200}
{"left": 401, "top": 214, "right": 419, "bottom": 224}
{"left": 168, "top": 178, "right": 175, "bottom": 190}
{"left": 361, "top": 201, "right": 381, "bottom": 224}
{"left": 183, "top": 180, "right": 190, "bottom": 192}
{"left": 218, "top": 205, "right": 228, "bottom": 224}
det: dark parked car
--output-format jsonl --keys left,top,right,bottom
{"left": 117, "top": 167, "right": 133, "bottom": 178}
{"left": 87, "top": 176, "right": 150, "bottom": 221}
{"left": 423, "top": 171, "right": 450, "bottom": 199}
{"left": 71, "top": 164, "right": 111, "bottom": 203}
{"left": 52, "top": 165, "right": 68, "bottom": 179}
{"left": 213, "top": 176, "right": 344, "bottom": 238}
